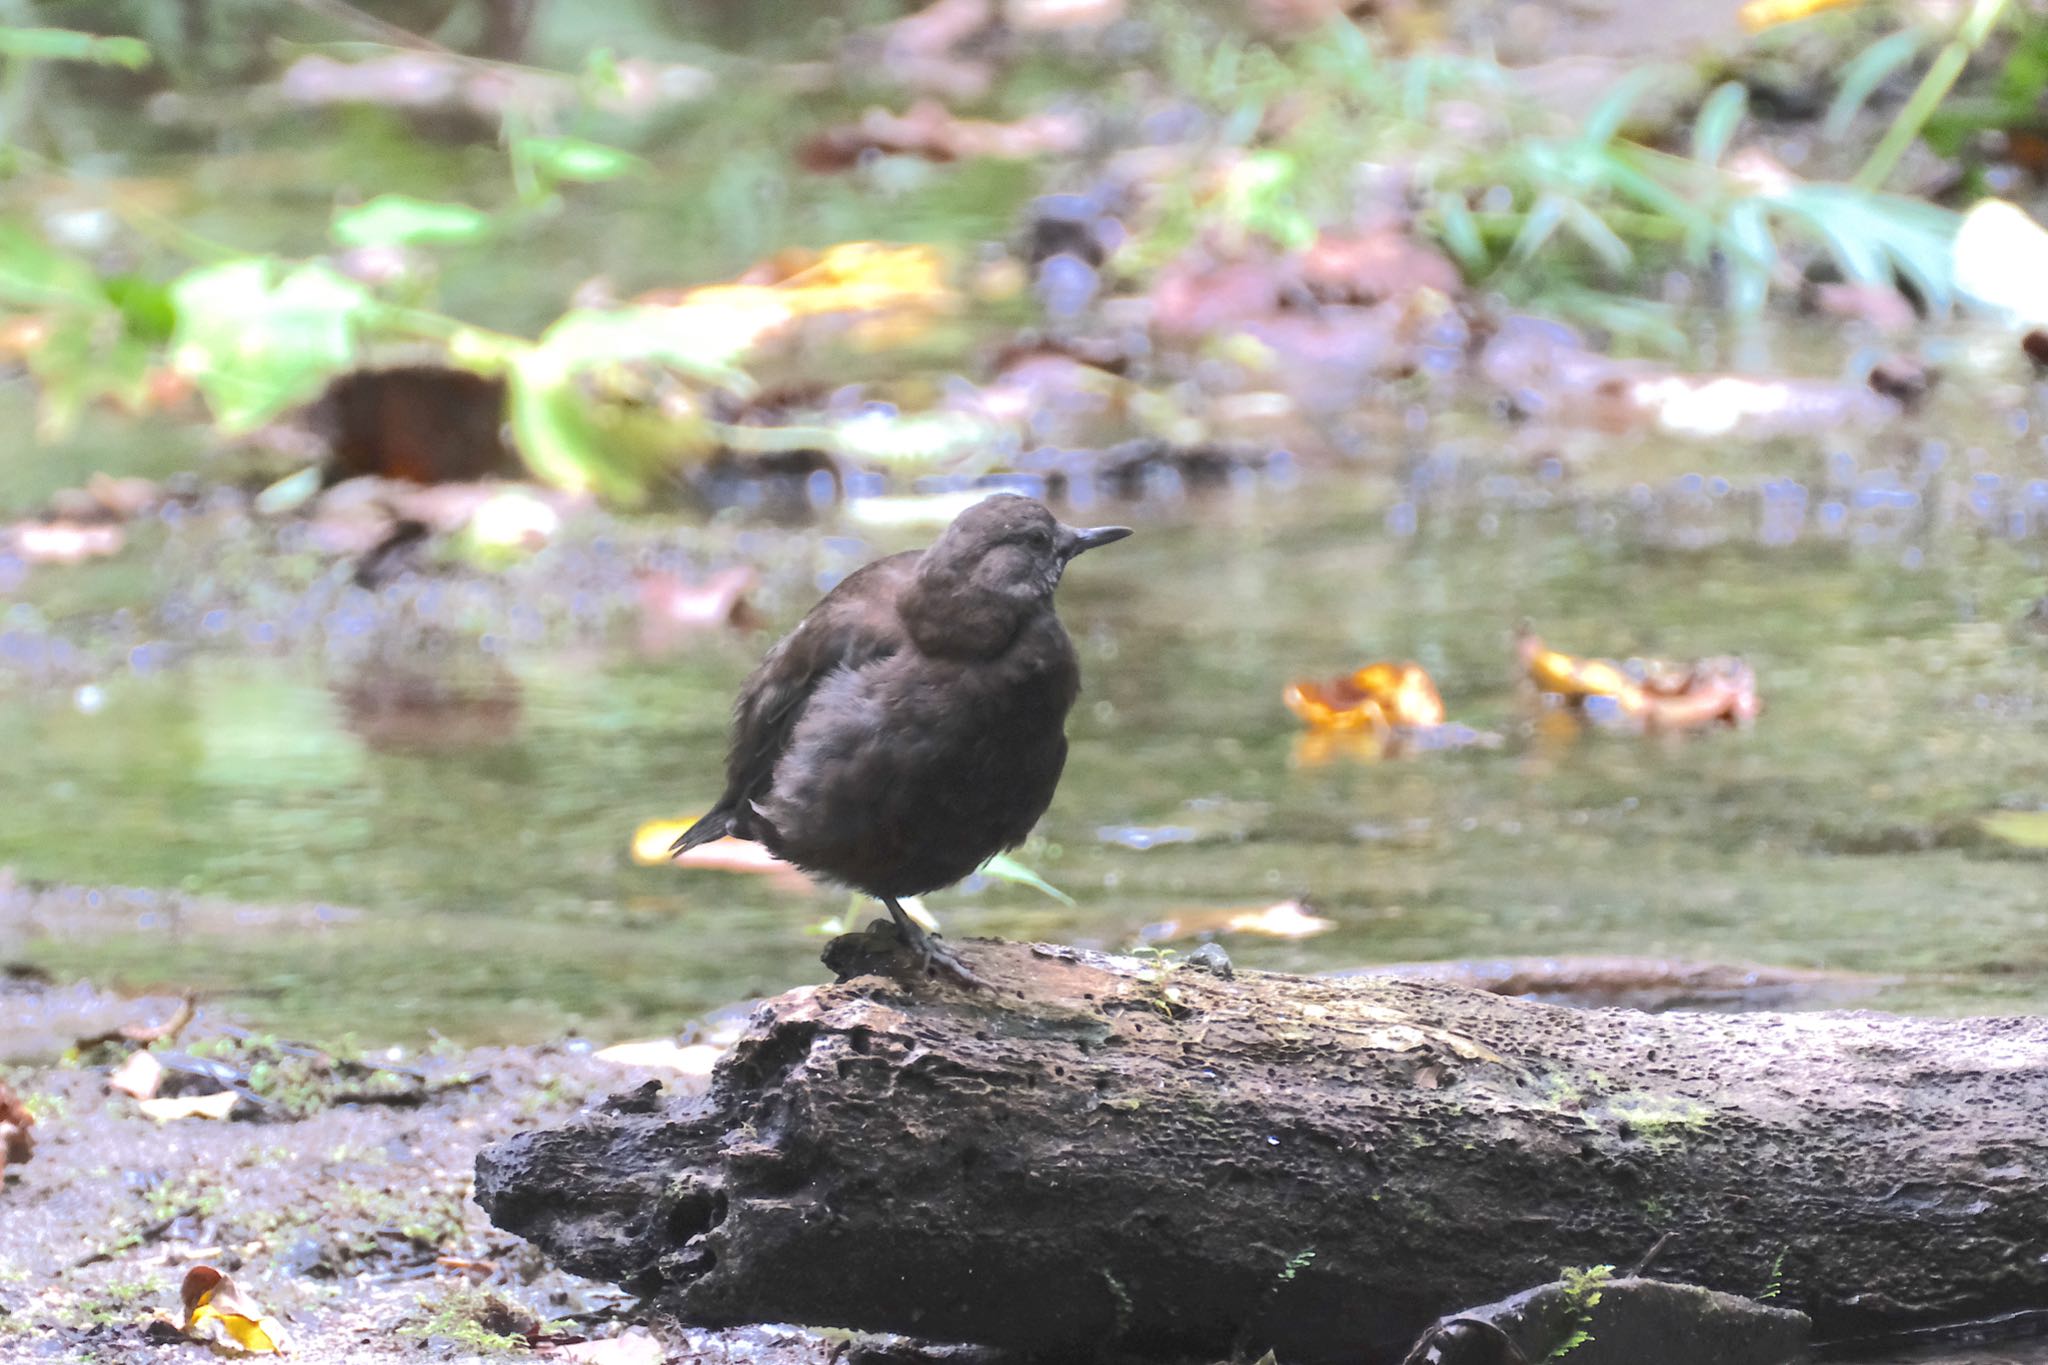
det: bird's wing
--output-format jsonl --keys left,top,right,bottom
{"left": 674, "top": 552, "right": 919, "bottom": 852}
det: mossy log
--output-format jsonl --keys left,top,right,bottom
{"left": 474, "top": 933, "right": 2048, "bottom": 1363}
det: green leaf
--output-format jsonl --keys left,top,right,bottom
{"left": 1825, "top": 29, "right": 1926, "bottom": 140}
{"left": 1578, "top": 67, "right": 1663, "bottom": 150}
{"left": 0, "top": 224, "right": 104, "bottom": 308}
{"left": 977, "top": 853, "right": 1076, "bottom": 906}
{"left": 1508, "top": 193, "right": 1567, "bottom": 265}
{"left": 1691, "top": 81, "right": 1748, "bottom": 169}
{"left": 505, "top": 306, "right": 754, "bottom": 503}
{"left": 1558, "top": 198, "right": 1633, "bottom": 273}
{"left": 0, "top": 27, "right": 150, "bottom": 68}
{"left": 1432, "top": 188, "right": 1487, "bottom": 272}
{"left": 517, "top": 135, "right": 646, "bottom": 184}
{"left": 332, "top": 194, "right": 492, "bottom": 248}
{"left": 169, "top": 259, "right": 373, "bottom": 431}
{"left": 102, "top": 275, "right": 177, "bottom": 343}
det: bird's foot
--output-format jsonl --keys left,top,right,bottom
{"left": 910, "top": 932, "right": 985, "bottom": 989}
{"left": 877, "top": 899, "right": 985, "bottom": 988}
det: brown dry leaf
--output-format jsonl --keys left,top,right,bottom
{"left": 557, "top": 1328, "right": 667, "bottom": 1365}
{"left": 181, "top": 1265, "right": 288, "bottom": 1355}
{"left": 635, "top": 566, "right": 759, "bottom": 654}
{"left": 592, "top": 1040, "right": 724, "bottom": 1076}
{"left": 798, "top": 100, "right": 1087, "bottom": 172}
{"left": 137, "top": 1091, "right": 243, "bottom": 1123}
{"left": 0, "top": 1079, "right": 34, "bottom": 1179}
{"left": 1300, "top": 227, "right": 1463, "bottom": 305}
{"left": 107, "top": 1049, "right": 166, "bottom": 1101}
{"left": 1519, "top": 627, "right": 1760, "bottom": 731}
{"left": 49, "top": 473, "right": 161, "bottom": 522}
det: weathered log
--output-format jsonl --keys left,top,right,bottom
{"left": 475, "top": 932, "right": 2048, "bottom": 1363}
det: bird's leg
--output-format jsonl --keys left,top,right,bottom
{"left": 880, "top": 896, "right": 983, "bottom": 987}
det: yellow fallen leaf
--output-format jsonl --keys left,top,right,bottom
{"left": 1981, "top": 810, "right": 2048, "bottom": 850}
{"left": 107, "top": 1049, "right": 166, "bottom": 1100}
{"left": 1738, "top": 0, "right": 1859, "bottom": 30}
{"left": 631, "top": 818, "right": 696, "bottom": 865}
{"left": 138, "top": 1091, "right": 241, "bottom": 1122}
{"left": 1224, "top": 899, "right": 1336, "bottom": 939}
{"left": 182, "top": 1265, "right": 287, "bottom": 1355}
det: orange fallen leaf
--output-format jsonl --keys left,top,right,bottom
{"left": 1518, "top": 626, "right": 1759, "bottom": 731}
{"left": 1284, "top": 661, "right": 1446, "bottom": 731}
{"left": 181, "top": 1265, "right": 287, "bottom": 1355}
{"left": 138, "top": 1091, "right": 242, "bottom": 1122}
{"left": 0, "top": 1079, "right": 34, "bottom": 1180}
{"left": 1516, "top": 627, "right": 1645, "bottom": 709}
{"left": 633, "top": 818, "right": 812, "bottom": 892}
{"left": 1140, "top": 897, "right": 1336, "bottom": 943}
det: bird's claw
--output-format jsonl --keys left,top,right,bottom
{"left": 913, "top": 934, "right": 985, "bottom": 989}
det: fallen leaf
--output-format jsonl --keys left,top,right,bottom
{"left": 798, "top": 100, "right": 1087, "bottom": 171}
{"left": 1284, "top": 661, "right": 1445, "bottom": 731}
{"left": 1980, "top": 810, "right": 2048, "bottom": 850}
{"left": 1955, "top": 199, "right": 2048, "bottom": 328}
{"left": 635, "top": 820, "right": 812, "bottom": 892}
{"left": 592, "top": 1040, "right": 724, "bottom": 1076}
{"left": 1300, "top": 227, "right": 1463, "bottom": 305}
{"left": 107, "top": 1049, "right": 166, "bottom": 1100}
{"left": 636, "top": 566, "right": 759, "bottom": 654}
{"left": 558, "top": 1328, "right": 667, "bottom": 1364}
{"left": 1227, "top": 899, "right": 1337, "bottom": 938}
{"left": 137, "top": 1091, "right": 243, "bottom": 1122}
{"left": 8, "top": 520, "right": 124, "bottom": 564}
{"left": 1140, "top": 898, "right": 1336, "bottom": 943}
{"left": 635, "top": 241, "right": 956, "bottom": 358}
{"left": 181, "top": 1265, "right": 287, "bottom": 1355}
{"left": 1518, "top": 627, "right": 1760, "bottom": 731}
{"left": 1739, "top": 0, "right": 1858, "bottom": 29}
{"left": 0, "top": 1079, "right": 33, "bottom": 1179}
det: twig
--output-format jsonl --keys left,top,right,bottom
{"left": 74, "top": 993, "right": 196, "bottom": 1052}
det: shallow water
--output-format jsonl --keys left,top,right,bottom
{"left": 8, "top": 384, "right": 2048, "bottom": 1043}
{"left": 7, "top": 21, "right": 2048, "bottom": 1046}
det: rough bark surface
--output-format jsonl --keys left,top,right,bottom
{"left": 475, "top": 933, "right": 2048, "bottom": 1363}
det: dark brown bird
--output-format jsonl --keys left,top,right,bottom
{"left": 672, "top": 494, "right": 1131, "bottom": 982}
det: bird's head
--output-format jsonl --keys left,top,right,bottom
{"left": 904, "top": 494, "right": 1130, "bottom": 654}
{"left": 924, "top": 493, "right": 1131, "bottom": 600}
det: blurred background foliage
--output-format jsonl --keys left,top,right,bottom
{"left": 0, "top": 0, "right": 2042, "bottom": 499}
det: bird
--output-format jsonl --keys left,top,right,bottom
{"left": 672, "top": 493, "right": 1130, "bottom": 984}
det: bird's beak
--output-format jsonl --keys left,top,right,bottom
{"left": 1060, "top": 524, "right": 1133, "bottom": 560}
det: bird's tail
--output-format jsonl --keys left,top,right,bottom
{"left": 670, "top": 804, "right": 735, "bottom": 856}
